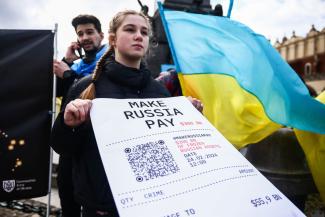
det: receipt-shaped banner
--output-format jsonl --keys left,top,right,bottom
{"left": 91, "top": 97, "right": 305, "bottom": 217}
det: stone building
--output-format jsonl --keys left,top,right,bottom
{"left": 274, "top": 25, "right": 325, "bottom": 93}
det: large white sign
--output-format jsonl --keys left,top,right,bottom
{"left": 91, "top": 97, "right": 305, "bottom": 217}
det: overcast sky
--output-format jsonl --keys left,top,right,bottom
{"left": 0, "top": 0, "right": 324, "bottom": 59}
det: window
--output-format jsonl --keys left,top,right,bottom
{"left": 304, "top": 63, "right": 312, "bottom": 75}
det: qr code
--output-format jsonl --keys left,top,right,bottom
{"left": 125, "top": 140, "right": 180, "bottom": 182}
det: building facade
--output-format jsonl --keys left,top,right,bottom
{"left": 274, "top": 25, "right": 325, "bottom": 93}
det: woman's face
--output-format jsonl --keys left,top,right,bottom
{"left": 113, "top": 14, "right": 149, "bottom": 63}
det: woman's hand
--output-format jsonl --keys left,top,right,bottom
{"left": 187, "top": 96, "right": 203, "bottom": 113}
{"left": 64, "top": 99, "right": 92, "bottom": 127}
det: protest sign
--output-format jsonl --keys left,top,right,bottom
{"left": 91, "top": 97, "right": 305, "bottom": 217}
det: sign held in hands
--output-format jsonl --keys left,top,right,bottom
{"left": 91, "top": 96, "right": 305, "bottom": 217}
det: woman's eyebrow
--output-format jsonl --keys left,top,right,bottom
{"left": 122, "top": 24, "right": 135, "bottom": 28}
{"left": 122, "top": 23, "right": 148, "bottom": 30}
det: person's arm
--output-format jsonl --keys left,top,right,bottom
{"left": 53, "top": 40, "right": 82, "bottom": 78}
{"left": 50, "top": 111, "right": 80, "bottom": 155}
{"left": 50, "top": 76, "right": 92, "bottom": 155}
{"left": 53, "top": 41, "right": 82, "bottom": 94}
{"left": 53, "top": 59, "right": 79, "bottom": 98}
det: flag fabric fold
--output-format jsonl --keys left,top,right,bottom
{"left": 177, "top": 73, "right": 282, "bottom": 147}
{"left": 294, "top": 91, "right": 325, "bottom": 202}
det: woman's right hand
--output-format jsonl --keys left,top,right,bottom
{"left": 64, "top": 99, "right": 92, "bottom": 127}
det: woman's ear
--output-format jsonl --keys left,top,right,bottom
{"left": 109, "top": 34, "right": 116, "bottom": 46}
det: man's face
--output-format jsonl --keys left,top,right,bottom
{"left": 76, "top": 23, "right": 103, "bottom": 52}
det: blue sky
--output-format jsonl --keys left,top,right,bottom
{"left": 0, "top": 0, "right": 324, "bottom": 59}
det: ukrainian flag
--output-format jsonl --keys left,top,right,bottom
{"left": 159, "top": 5, "right": 325, "bottom": 147}
{"left": 159, "top": 4, "right": 325, "bottom": 202}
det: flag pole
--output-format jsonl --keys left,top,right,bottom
{"left": 46, "top": 22, "right": 58, "bottom": 217}
{"left": 227, "top": 0, "right": 234, "bottom": 18}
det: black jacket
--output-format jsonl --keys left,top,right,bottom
{"left": 51, "top": 58, "right": 170, "bottom": 213}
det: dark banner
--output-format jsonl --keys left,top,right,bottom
{"left": 0, "top": 30, "right": 54, "bottom": 200}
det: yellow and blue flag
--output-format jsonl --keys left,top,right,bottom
{"left": 159, "top": 4, "right": 325, "bottom": 148}
{"left": 159, "top": 3, "right": 325, "bottom": 202}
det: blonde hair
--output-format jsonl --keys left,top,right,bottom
{"left": 80, "top": 10, "right": 151, "bottom": 100}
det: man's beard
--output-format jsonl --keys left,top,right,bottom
{"left": 81, "top": 40, "right": 99, "bottom": 55}
{"left": 84, "top": 45, "right": 99, "bottom": 56}
{"left": 82, "top": 44, "right": 101, "bottom": 63}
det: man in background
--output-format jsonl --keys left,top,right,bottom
{"left": 53, "top": 14, "right": 108, "bottom": 217}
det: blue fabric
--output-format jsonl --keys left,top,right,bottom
{"left": 159, "top": 8, "right": 325, "bottom": 134}
{"left": 71, "top": 44, "right": 108, "bottom": 76}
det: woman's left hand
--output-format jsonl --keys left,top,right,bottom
{"left": 187, "top": 96, "right": 203, "bottom": 113}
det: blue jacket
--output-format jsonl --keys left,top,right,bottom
{"left": 71, "top": 44, "right": 108, "bottom": 76}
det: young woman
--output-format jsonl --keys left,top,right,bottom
{"left": 51, "top": 10, "right": 202, "bottom": 217}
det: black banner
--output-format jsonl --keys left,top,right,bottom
{"left": 0, "top": 30, "right": 54, "bottom": 200}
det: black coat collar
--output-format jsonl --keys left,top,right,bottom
{"left": 101, "top": 57, "right": 151, "bottom": 89}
